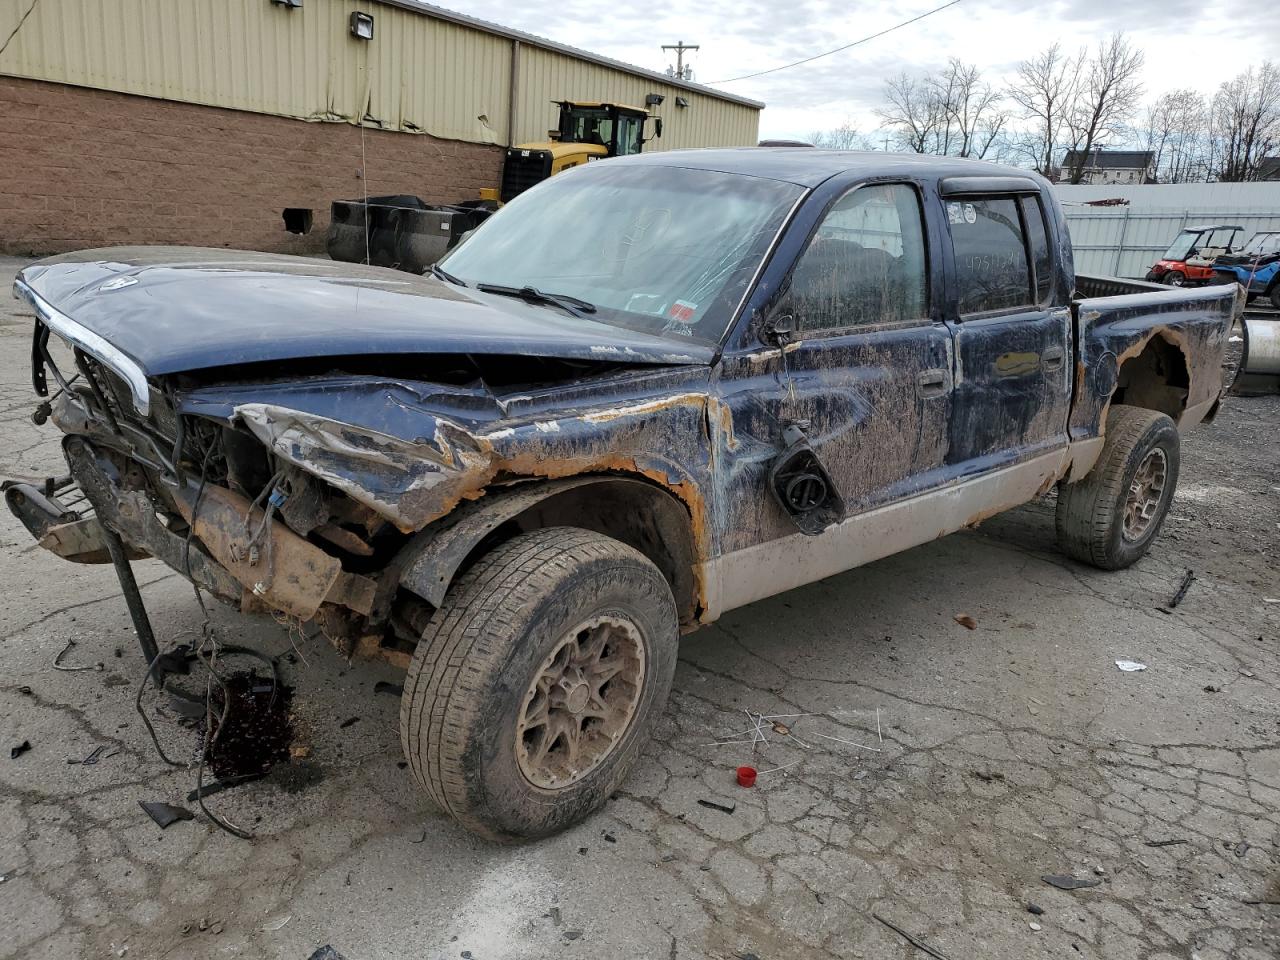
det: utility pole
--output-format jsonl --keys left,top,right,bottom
{"left": 662, "top": 41, "right": 699, "bottom": 81}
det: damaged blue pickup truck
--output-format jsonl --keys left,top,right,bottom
{"left": 7, "top": 150, "right": 1242, "bottom": 840}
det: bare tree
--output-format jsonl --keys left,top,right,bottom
{"left": 876, "top": 73, "right": 946, "bottom": 153}
{"left": 805, "top": 120, "right": 874, "bottom": 150}
{"left": 1064, "top": 33, "right": 1146, "bottom": 183}
{"left": 1211, "top": 62, "right": 1280, "bottom": 181}
{"left": 1143, "top": 90, "right": 1211, "bottom": 183}
{"left": 1007, "top": 43, "right": 1083, "bottom": 177}
{"left": 934, "top": 59, "right": 1008, "bottom": 158}
{"left": 876, "top": 60, "right": 1006, "bottom": 158}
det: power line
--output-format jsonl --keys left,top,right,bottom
{"left": 708, "top": 0, "right": 969, "bottom": 84}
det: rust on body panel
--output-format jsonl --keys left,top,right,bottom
{"left": 171, "top": 482, "right": 343, "bottom": 621}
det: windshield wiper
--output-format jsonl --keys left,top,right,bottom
{"left": 430, "top": 263, "right": 466, "bottom": 286}
{"left": 475, "top": 283, "right": 597, "bottom": 318}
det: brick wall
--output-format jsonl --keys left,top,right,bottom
{"left": 0, "top": 76, "right": 504, "bottom": 255}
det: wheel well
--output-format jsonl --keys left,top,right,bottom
{"left": 451, "top": 478, "right": 701, "bottom": 625}
{"left": 1113, "top": 336, "right": 1190, "bottom": 419}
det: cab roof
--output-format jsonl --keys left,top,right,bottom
{"left": 557, "top": 100, "right": 649, "bottom": 115}
{"left": 605, "top": 148, "right": 1055, "bottom": 189}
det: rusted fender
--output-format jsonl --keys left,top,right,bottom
{"left": 232, "top": 388, "right": 716, "bottom": 558}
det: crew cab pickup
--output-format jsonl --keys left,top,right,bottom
{"left": 6, "top": 150, "right": 1242, "bottom": 840}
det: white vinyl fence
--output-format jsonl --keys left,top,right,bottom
{"left": 1053, "top": 183, "right": 1280, "bottom": 279}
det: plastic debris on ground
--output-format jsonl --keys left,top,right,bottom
{"left": 1041, "top": 874, "right": 1102, "bottom": 890}
{"left": 139, "top": 801, "right": 195, "bottom": 829}
{"left": 1115, "top": 660, "right": 1148, "bottom": 672}
{"left": 702, "top": 705, "right": 885, "bottom": 795}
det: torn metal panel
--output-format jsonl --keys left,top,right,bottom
{"left": 232, "top": 377, "right": 717, "bottom": 557}
{"left": 236, "top": 402, "right": 494, "bottom": 534}
{"left": 1069, "top": 280, "right": 1235, "bottom": 443}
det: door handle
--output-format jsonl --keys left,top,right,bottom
{"left": 916, "top": 368, "right": 951, "bottom": 398}
{"left": 1042, "top": 346, "right": 1065, "bottom": 371}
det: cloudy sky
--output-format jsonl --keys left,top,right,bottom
{"left": 455, "top": 0, "right": 1278, "bottom": 140}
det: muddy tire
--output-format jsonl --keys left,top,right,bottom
{"left": 1055, "top": 405, "right": 1180, "bottom": 570}
{"left": 399, "top": 527, "right": 678, "bottom": 841}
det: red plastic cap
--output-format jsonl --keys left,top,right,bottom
{"left": 736, "top": 765, "right": 757, "bottom": 788}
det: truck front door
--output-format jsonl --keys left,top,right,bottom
{"left": 939, "top": 186, "right": 1071, "bottom": 474}
{"left": 710, "top": 180, "right": 957, "bottom": 608}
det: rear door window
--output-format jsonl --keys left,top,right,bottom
{"left": 948, "top": 197, "right": 1033, "bottom": 314}
{"left": 1021, "top": 196, "right": 1053, "bottom": 303}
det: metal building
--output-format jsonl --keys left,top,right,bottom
{"left": 0, "top": 0, "right": 764, "bottom": 254}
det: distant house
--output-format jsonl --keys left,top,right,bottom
{"left": 1062, "top": 149, "right": 1156, "bottom": 185}
{"left": 1258, "top": 157, "right": 1280, "bottom": 181}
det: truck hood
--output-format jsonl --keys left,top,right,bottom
{"left": 15, "top": 247, "right": 714, "bottom": 377}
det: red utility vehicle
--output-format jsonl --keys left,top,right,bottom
{"left": 1146, "top": 224, "right": 1242, "bottom": 286}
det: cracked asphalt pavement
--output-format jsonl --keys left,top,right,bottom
{"left": 1, "top": 255, "right": 1277, "bottom": 959}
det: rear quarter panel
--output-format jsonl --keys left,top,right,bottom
{"left": 1069, "top": 277, "right": 1237, "bottom": 444}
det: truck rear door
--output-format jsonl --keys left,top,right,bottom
{"left": 938, "top": 181, "right": 1071, "bottom": 474}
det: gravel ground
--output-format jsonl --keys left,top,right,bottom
{"left": 1, "top": 254, "right": 1277, "bottom": 960}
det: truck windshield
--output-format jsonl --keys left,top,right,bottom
{"left": 440, "top": 163, "right": 804, "bottom": 345}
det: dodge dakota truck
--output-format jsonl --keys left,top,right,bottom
{"left": 6, "top": 150, "right": 1242, "bottom": 840}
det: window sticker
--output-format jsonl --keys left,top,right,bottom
{"left": 667, "top": 300, "right": 698, "bottom": 323}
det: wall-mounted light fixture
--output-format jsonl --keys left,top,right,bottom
{"left": 675, "top": 96, "right": 690, "bottom": 109}
{"left": 645, "top": 93, "right": 665, "bottom": 107}
{"left": 350, "top": 11, "right": 374, "bottom": 39}
{"left": 269, "top": 0, "right": 302, "bottom": 8}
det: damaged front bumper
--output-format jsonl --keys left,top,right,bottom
{"left": 50, "top": 436, "right": 377, "bottom": 621}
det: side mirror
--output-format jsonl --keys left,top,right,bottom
{"left": 763, "top": 311, "right": 795, "bottom": 346}
{"left": 653, "top": 117, "right": 663, "bottom": 138}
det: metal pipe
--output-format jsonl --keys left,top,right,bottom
{"left": 101, "top": 523, "right": 160, "bottom": 672}
{"left": 1242, "top": 315, "right": 1280, "bottom": 375}
{"left": 507, "top": 39, "right": 521, "bottom": 147}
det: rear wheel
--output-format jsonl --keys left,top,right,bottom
{"left": 1055, "top": 405, "right": 1180, "bottom": 570}
{"left": 399, "top": 527, "right": 679, "bottom": 841}
{"left": 1270, "top": 283, "right": 1280, "bottom": 310}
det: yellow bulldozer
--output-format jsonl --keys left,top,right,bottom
{"left": 328, "top": 101, "right": 662, "bottom": 271}
{"left": 486, "top": 100, "right": 663, "bottom": 203}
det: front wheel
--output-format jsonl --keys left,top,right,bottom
{"left": 399, "top": 527, "right": 679, "bottom": 841}
{"left": 1055, "top": 405, "right": 1181, "bottom": 570}
{"left": 1270, "top": 284, "right": 1280, "bottom": 310}
{"left": 1164, "top": 270, "right": 1186, "bottom": 287}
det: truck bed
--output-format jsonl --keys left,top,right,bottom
{"left": 1068, "top": 273, "right": 1241, "bottom": 444}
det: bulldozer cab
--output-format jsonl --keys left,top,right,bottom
{"left": 553, "top": 101, "right": 657, "bottom": 157}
